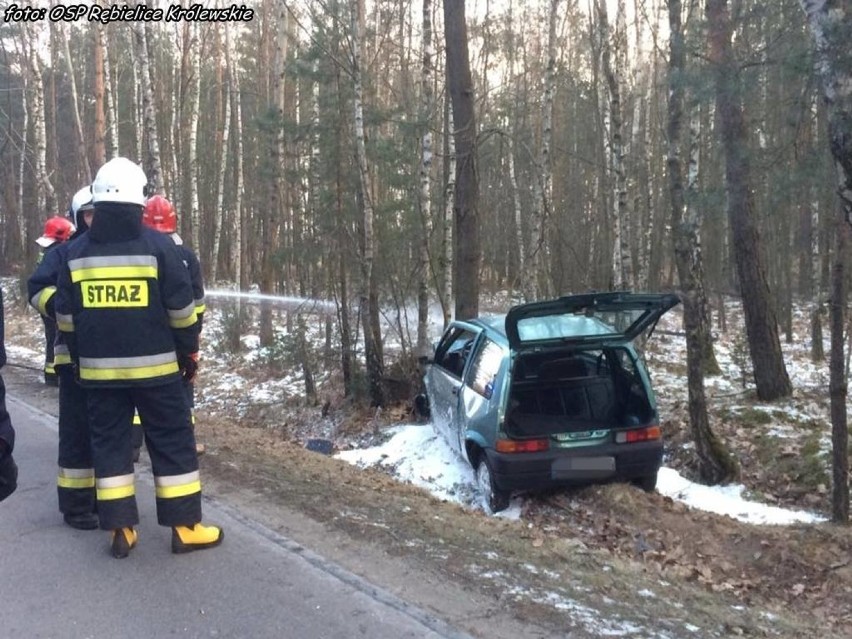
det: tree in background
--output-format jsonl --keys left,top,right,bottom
{"left": 800, "top": 0, "right": 851, "bottom": 524}
{"left": 706, "top": 0, "right": 792, "bottom": 402}
{"left": 668, "top": 0, "right": 735, "bottom": 484}
{"left": 444, "top": 0, "right": 480, "bottom": 321}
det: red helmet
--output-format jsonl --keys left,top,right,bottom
{"left": 143, "top": 195, "right": 178, "bottom": 233}
{"left": 36, "top": 216, "right": 76, "bottom": 248}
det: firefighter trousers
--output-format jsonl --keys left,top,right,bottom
{"left": 41, "top": 315, "right": 57, "bottom": 379}
{"left": 132, "top": 379, "right": 195, "bottom": 451}
{"left": 57, "top": 366, "right": 96, "bottom": 516}
{"left": 87, "top": 378, "right": 202, "bottom": 530}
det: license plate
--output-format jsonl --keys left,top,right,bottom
{"left": 552, "top": 456, "right": 616, "bottom": 476}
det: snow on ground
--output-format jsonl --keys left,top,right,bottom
{"left": 335, "top": 422, "right": 826, "bottom": 525}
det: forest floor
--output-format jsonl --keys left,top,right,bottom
{"left": 3, "top": 288, "right": 851, "bottom": 638}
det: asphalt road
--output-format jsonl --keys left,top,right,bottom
{"left": 0, "top": 393, "right": 472, "bottom": 639}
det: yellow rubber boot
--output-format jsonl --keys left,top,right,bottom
{"left": 171, "top": 523, "right": 224, "bottom": 554}
{"left": 110, "top": 527, "right": 138, "bottom": 559}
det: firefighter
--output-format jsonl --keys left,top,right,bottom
{"left": 34, "top": 216, "right": 76, "bottom": 386}
{"left": 54, "top": 157, "right": 223, "bottom": 558}
{"left": 28, "top": 188, "right": 99, "bottom": 529}
{"left": 0, "top": 286, "right": 19, "bottom": 503}
{"left": 133, "top": 194, "right": 206, "bottom": 461}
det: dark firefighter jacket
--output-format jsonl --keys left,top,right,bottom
{"left": 0, "top": 287, "right": 15, "bottom": 453}
{"left": 55, "top": 203, "right": 199, "bottom": 387}
{"left": 177, "top": 243, "right": 205, "bottom": 335}
{"left": 28, "top": 228, "right": 89, "bottom": 368}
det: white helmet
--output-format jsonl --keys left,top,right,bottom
{"left": 91, "top": 157, "right": 148, "bottom": 206}
{"left": 71, "top": 186, "right": 94, "bottom": 215}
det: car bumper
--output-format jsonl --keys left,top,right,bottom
{"left": 485, "top": 440, "right": 663, "bottom": 492}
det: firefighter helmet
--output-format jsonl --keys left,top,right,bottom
{"left": 91, "top": 157, "right": 148, "bottom": 206}
{"left": 36, "top": 216, "right": 76, "bottom": 248}
{"left": 68, "top": 186, "right": 94, "bottom": 228}
{"left": 143, "top": 195, "right": 178, "bottom": 234}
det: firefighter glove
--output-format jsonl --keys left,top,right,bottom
{"left": 179, "top": 353, "right": 198, "bottom": 383}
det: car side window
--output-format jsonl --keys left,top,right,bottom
{"left": 468, "top": 338, "right": 503, "bottom": 399}
{"left": 434, "top": 327, "right": 478, "bottom": 379}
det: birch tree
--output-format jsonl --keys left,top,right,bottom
{"left": 416, "top": 0, "right": 434, "bottom": 355}
{"left": 668, "top": 0, "right": 735, "bottom": 484}
{"left": 351, "top": 0, "right": 385, "bottom": 406}
{"left": 598, "top": 0, "right": 630, "bottom": 290}
{"left": 100, "top": 25, "right": 118, "bottom": 160}
{"left": 529, "top": 0, "right": 560, "bottom": 300}
{"left": 135, "top": 23, "right": 164, "bottom": 194}
{"left": 16, "top": 64, "right": 28, "bottom": 253}
{"left": 227, "top": 23, "right": 245, "bottom": 289}
{"left": 187, "top": 24, "right": 202, "bottom": 250}
{"left": 59, "top": 23, "right": 90, "bottom": 183}
{"left": 211, "top": 25, "right": 231, "bottom": 282}
{"left": 799, "top": 0, "right": 852, "bottom": 523}
{"left": 27, "top": 32, "right": 56, "bottom": 219}
{"left": 441, "top": 96, "right": 456, "bottom": 327}
{"left": 93, "top": 24, "right": 106, "bottom": 169}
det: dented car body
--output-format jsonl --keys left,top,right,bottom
{"left": 422, "top": 292, "right": 680, "bottom": 512}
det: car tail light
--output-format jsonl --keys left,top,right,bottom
{"left": 616, "top": 425, "right": 661, "bottom": 444}
{"left": 495, "top": 438, "right": 550, "bottom": 453}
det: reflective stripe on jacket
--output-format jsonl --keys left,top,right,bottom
{"left": 55, "top": 216, "right": 199, "bottom": 388}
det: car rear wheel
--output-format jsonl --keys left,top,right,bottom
{"left": 632, "top": 472, "right": 658, "bottom": 493}
{"left": 476, "top": 456, "right": 510, "bottom": 514}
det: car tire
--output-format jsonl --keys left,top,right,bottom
{"left": 413, "top": 394, "right": 430, "bottom": 419}
{"left": 476, "top": 456, "right": 510, "bottom": 514}
{"left": 632, "top": 472, "right": 658, "bottom": 493}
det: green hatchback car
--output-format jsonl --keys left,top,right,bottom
{"left": 421, "top": 292, "right": 680, "bottom": 512}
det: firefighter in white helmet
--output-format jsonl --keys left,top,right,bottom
{"left": 54, "top": 157, "right": 223, "bottom": 558}
{"left": 28, "top": 187, "right": 99, "bottom": 529}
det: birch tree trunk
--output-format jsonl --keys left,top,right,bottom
{"left": 212, "top": 25, "right": 231, "bottom": 283}
{"left": 506, "top": 0, "right": 525, "bottom": 298}
{"left": 416, "top": 0, "right": 434, "bottom": 355}
{"left": 598, "top": 0, "right": 630, "bottom": 290}
{"left": 707, "top": 0, "right": 792, "bottom": 401}
{"left": 28, "top": 34, "right": 56, "bottom": 218}
{"left": 128, "top": 32, "right": 142, "bottom": 162}
{"left": 668, "top": 0, "right": 735, "bottom": 484}
{"left": 227, "top": 24, "right": 244, "bottom": 289}
{"left": 810, "top": 93, "right": 824, "bottom": 362}
{"left": 799, "top": 0, "right": 851, "bottom": 523}
{"left": 686, "top": 101, "right": 721, "bottom": 375}
{"left": 93, "top": 24, "right": 106, "bottom": 168}
{"left": 441, "top": 94, "right": 456, "bottom": 328}
{"left": 134, "top": 23, "right": 163, "bottom": 194}
{"left": 351, "top": 0, "right": 385, "bottom": 406}
{"left": 529, "top": 0, "right": 559, "bottom": 301}
{"left": 17, "top": 68, "right": 28, "bottom": 252}
{"left": 444, "top": 0, "right": 480, "bottom": 320}
{"left": 59, "top": 23, "right": 90, "bottom": 183}
{"left": 188, "top": 25, "right": 201, "bottom": 251}
{"left": 100, "top": 25, "right": 118, "bottom": 160}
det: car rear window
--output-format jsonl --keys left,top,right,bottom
{"left": 516, "top": 311, "right": 645, "bottom": 343}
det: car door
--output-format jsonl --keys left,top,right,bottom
{"left": 457, "top": 336, "right": 505, "bottom": 462}
{"left": 425, "top": 325, "right": 480, "bottom": 456}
